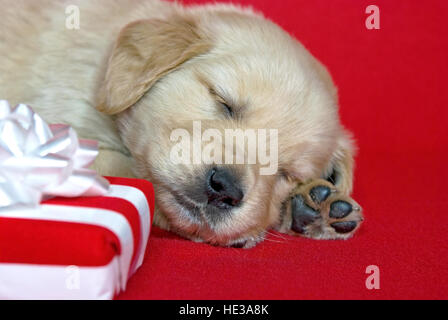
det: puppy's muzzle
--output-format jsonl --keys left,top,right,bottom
{"left": 206, "top": 168, "right": 244, "bottom": 210}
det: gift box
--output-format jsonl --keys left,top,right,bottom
{"left": 0, "top": 176, "right": 154, "bottom": 299}
{"left": 0, "top": 101, "right": 154, "bottom": 299}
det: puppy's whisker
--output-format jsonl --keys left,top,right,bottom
{"left": 265, "top": 230, "right": 287, "bottom": 241}
{"left": 263, "top": 237, "right": 286, "bottom": 244}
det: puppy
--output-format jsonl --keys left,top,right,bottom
{"left": 0, "top": 0, "right": 363, "bottom": 248}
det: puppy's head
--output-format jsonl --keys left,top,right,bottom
{"left": 97, "top": 5, "right": 353, "bottom": 248}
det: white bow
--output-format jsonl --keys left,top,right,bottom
{"left": 0, "top": 100, "right": 109, "bottom": 209}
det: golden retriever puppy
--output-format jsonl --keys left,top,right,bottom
{"left": 0, "top": 0, "right": 363, "bottom": 248}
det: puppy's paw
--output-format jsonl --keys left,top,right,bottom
{"left": 278, "top": 179, "right": 363, "bottom": 239}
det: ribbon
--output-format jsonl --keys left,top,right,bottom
{"left": 0, "top": 100, "right": 109, "bottom": 209}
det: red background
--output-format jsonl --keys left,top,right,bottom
{"left": 118, "top": 0, "right": 448, "bottom": 299}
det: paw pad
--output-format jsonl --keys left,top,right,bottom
{"left": 329, "top": 201, "right": 353, "bottom": 219}
{"left": 291, "top": 195, "right": 320, "bottom": 234}
{"left": 330, "top": 221, "right": 357, "bottom": 234}
{"left": 286, "top": 180, "right": 363, "bottom": 239}
{"left": 310, "top": 186, "right": 332, "bottom": 204}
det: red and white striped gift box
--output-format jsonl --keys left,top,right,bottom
{"left": 0, "top": 177, "right": 154, "bottom": 300}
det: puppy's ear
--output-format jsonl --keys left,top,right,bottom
{"left": 325, "top": 129, "right": 356, "bottom": 195}
{"left": 97, "top": 17, "right": 211, "bottom": 115}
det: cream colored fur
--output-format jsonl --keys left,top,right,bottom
{"left": 0, "top": 0, "right": 356, "bottom": 247}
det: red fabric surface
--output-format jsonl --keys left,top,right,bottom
{"left": 116, "top": 0, "right": 448, "bottom": 300}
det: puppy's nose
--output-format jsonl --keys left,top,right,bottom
{"left": 206, "top": 168, "right": 244, "bottom": 209}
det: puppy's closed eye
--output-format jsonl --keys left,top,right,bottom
{"left": 219, "top": 101, "right": 234, "bottom": 117}
{"left": 209, "top": 87, "right": 236, "bottom": 118}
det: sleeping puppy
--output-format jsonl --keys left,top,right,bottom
{"left": 0, "top": 0, "right": 363, "bottom": 248}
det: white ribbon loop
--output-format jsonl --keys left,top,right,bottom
{"left": 0, "top": 100, "right": 109, "bottom": 209}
